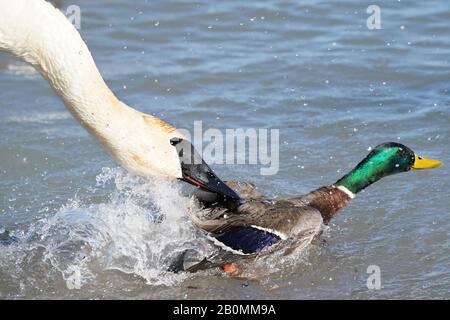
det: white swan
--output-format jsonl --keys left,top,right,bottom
{"left": 0, "top": 0, "right": 240, "bottom": 200}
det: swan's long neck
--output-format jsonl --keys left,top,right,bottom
{"left": 0, "top": 0, "right": 184, "bottom": 179}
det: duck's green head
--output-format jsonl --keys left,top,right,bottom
{"left": 336, "top": 142, "right": 443, "bottom": 194}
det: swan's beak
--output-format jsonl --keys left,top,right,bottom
{"left": 170, "top": 138, "right": 242, "bottom": 204}
{"left": 411, "top": 154, "right": 443, "bottom": 170}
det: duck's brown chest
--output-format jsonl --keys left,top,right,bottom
{"left": 287, "top": 186, "right": 352, "bottom": 224}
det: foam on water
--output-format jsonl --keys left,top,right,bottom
{"left": 0, "top": 167, "right": 217, "bottom": 292}
{"left": 2, "top": 111, "right": 71, "bottom": 124}
{"left": 5, "top": 63, "right": 38, "bottom": 78}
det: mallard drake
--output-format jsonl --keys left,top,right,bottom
{"left": 170, "top": 142, "right": 442, "bottom": 274}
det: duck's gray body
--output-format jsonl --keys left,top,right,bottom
{"left": 174, "top": 180, "right": 352, "bottom": 273}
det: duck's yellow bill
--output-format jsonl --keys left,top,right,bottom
{"left": 412, "top": 154, "right": 443, "bottom": 170}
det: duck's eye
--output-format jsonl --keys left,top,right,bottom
{"left": 418, "top": 156, "right": 423, "bottom": 160}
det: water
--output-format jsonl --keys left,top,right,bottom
{"left": 0, "top": 0, "right": 449, "bottom": 299}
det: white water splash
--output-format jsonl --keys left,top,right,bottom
{"left": 0, "top": 168, "right": 215, "bottom": 292}
{"left": 3, "top": 111, "right": 71, "bottom": 124}
{"left": 5, "top": 63, "right": 38, "bottom": 78}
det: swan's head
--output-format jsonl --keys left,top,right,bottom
{"left": 169, "top": 137, "right": 242, "bottom": 205}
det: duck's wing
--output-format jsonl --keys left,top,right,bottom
{"left": 188, "top": 199, "right": 275, "bottom": 233}
{"left": 211, "top": 225, "right": 283, "bottom": 255}
{"left": 190, "top": 200, "right": 323, "bottom": 252}
{"left": 185, "top": 201, "right": 286, "bottom": 262}
{"left": 192, "top": 200, "right": 319, "bottom": 233}
{"left": 178, "top": 203, "right": 323, "bottom": 273}
{"left": 190, "top": 180, "right": 265, "bottom": 210}
{"left": 224, "top": 180, "right": 266, "bottom": 200}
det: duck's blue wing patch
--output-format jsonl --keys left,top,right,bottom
{"left": 215, "top": 226, "right": 281, "bottom": 254}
